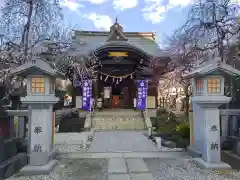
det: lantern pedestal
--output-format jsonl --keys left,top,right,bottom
{"left": 191, "top": 96, "right": 231, "bottom": 169}
{"left": 19, "top": 96, "right": 58, "bottom": 175}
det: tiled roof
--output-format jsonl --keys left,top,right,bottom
{"left": 72, "top": 30, "right": 163, "bottom": 57}
{"left": 184, "top": 59, "right": 240, "bottom": 78}
{"left": 10, "top": 57, "right": 65, "bottom": 77}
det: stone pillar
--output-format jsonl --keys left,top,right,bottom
{"left": 17, "top": 116, "right": 25, "bottom": 138}
{"left": 28, "top": 104, "right": 54, "bottom": 166}
{"left": 203, "top": 107, "right": 221, "bottom": 163}
{"left": 20, "top": 96, "right": 58, "bottom": 175}
{"left": 220, "top": 115, "right": 228, "bottom": 142}
{"left": 191, "top": 96, "right": 232, "bottom": 169}
{"left": 9, "top": 116, "right": 15, "bottom": 137}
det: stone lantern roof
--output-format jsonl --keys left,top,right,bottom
{"left": 10, "top": 56, "right": 65, "bottom": 78}
{"left": 184, "top": 60, "right": 240, "bottom": 79}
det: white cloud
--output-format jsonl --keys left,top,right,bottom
{"left": 141, "top": 0, "right": 167, "bottom": 24}
{"left": 230, "top": 0, "right": 240, "bottom": 5}
{"left": 60, "top": 0, "right": 84, "bottom": 12}
{"left": 88, "top": 13, "right": 112, "bottom": 30}
{"left": 165, "top": 0, "right": 194, "bottom": 13}
{"left": 113, "top": 0, "right": 138, "bottom": 11}
{"left": 87, "top": 0, "right": 109, "bottom": 4}
{"left": 142, "top": 0, "right": 193, "bottom": 23}
{"left": 168, "top": 0, "right": 193, "bottom": 7}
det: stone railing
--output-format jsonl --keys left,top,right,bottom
{"left": 0, "top": 110, "right": 29, "bottom": 179}
{"left": 6, "top": 110, "right": 28, "bottom": 139}
{"left": 84, "top": 100, "right": 95, "bottom": 130}
{"left": 84, "top": 113, "right": 92, "bottom": 129}
{"left": 141, "top": 110, "right": 153, "bottom": 136}
{"left": 219, "top": 109, "right": 240, "bottom": 142}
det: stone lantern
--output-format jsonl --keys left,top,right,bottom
{"left": 9, "top": 57, "right": 65, "bottom": 175}
{"left": 184, "top": 59, "right": 240, "bottom": 169}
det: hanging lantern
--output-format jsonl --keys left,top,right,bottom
{"left": 120, "top": 77, "right": 122, "bottom": 82}
{"left": 116, "top": 79, "right": 119, "bottom": 84}
{"left": 100, "top": 74, "right": 102, "bottom": 80}
{"left": 203, "top": 0, "right": 215, "bottom": 26}
{"left": 113, "top": 78, "right": 115, "bottom": 83}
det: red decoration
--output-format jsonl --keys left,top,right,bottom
{"left": 112, "top": 96, "right": 120, "bottom": 108}
{"left": 0, "top": 120, "right": 9, "bottom": 137}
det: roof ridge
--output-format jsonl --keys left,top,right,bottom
{"left": 106, "top": 28, "right": 128, "bottom": 41}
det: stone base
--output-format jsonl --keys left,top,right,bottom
{"left": 29, "top": 150, "right": 57, "bottom": 166}
{"left": 19, "top": 159, "right": 58, "bottom": 176}
{"left": 187, "top": 146, "right": 202, "bottom": 157}
{"left": 192, "top": 158, "right": 231, "bottom": 169}
{"left": 0, "top": 153, "right": 27, "bottom": 179}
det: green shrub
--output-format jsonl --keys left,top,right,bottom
{"left": 156, "top": 107, "right": 167, "bottom": 117}
{"left": 168, "top": 111, "right": 176, "bottom": 121}
{"left": 175, "top": 122, "right": 190, "bottom": 139}
{"left": 158, "top": 114, "right": 169, "bottom": 121}
{"left": 156, "top": 120, "right": 179, "bottom": 134}
{"left": 150, "top": 117, "right": 158, "bottom": 127}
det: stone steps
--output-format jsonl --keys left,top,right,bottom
{"left": 93, "top": 115, "right": 145, "bottom": 130}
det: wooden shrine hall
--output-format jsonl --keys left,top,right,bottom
{"left": 71, "top": 19, "right": 170, "bottom": 109}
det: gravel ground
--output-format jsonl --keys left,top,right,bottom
{"left": 7, "top": 157, "right": 240, "bottom": 180}
{"left": 6, "top": 158, "right": 108, "bottom": 180}
{"left": 144, "top": 157, "right": 240, "bottom": 180}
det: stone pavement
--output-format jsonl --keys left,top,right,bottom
{"left": 7, "top": 156, "right": 240, "bottom": 180}
{"left": 88, "top": 131, "right": 157, "bottom": 152}
{"left": 53, "top": 133, "right": 89, "bottom": 153}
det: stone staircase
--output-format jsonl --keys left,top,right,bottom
{"left": 92, "top": 109, "right": 146, "bottom": 130}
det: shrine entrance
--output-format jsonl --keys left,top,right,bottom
{"left": 89, "top": 40, "right": 153, "bottom": 109}
{"left": 99, "top": 78, "right": 136, "bottom": 109}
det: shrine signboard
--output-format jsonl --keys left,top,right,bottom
{"left": 108, "top": 52, "right": 128, "bottom": 57}
{"left": 136, "top": 80, "right": 148, "bottom": 110}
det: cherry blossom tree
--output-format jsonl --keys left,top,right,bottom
{"left": 179, "top": 0, "right": 240, "bottom": 62}
{"left": 0, "top": 0, "right": 101, "bottom": 108}
{"left": 160, "top": 0, "right": 240, "bottom": 116}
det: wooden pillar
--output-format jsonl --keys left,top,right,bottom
{"left": 93, "top": 77, "right": 99, "bottom": 98}
{"left": 155, "top": 83, "right": 159, "bottom": 107}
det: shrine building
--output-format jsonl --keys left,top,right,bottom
{"left": 71, "top": 19, "right": 170, "bottom": 109}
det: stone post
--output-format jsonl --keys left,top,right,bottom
{"left": 20, "top": 96, "right": 58, "bottom": 175}
{"left": 17, "top": 116, "right": 25, "bottom": 138}
{"left": 189, "top": 95, "right": 231, "bottom": 169}
{"left": 189, "top": 112, "right": 194, "bottom": 147}
{"left": 9, "top": 116, "right": 15, "bottom": 137}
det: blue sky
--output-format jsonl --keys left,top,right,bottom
{"left": 60, "top": 0, "right": 194, "bottom": 45}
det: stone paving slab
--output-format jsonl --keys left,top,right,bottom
{"left": 126, "top": 158, "right": 148, "bottom": 173}
{"left": 130, "top": 173, "right": 155, "bottom": 180}
{"left": 107, "top": 174, "right": 131, "bottom": 180}
{"left": 88, "top": 131, "right": 157, "bottom": 153}
{"left": 6, "top": 157, "right": 240, "bottom": 180}
{"left": 108, "top": 158, "right": 127, "bottom": 174}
